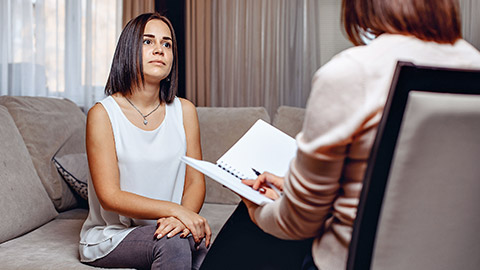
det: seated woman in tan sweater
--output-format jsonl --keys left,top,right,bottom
{"left": 200, "top": 0, "right": 480, "bottom": 269}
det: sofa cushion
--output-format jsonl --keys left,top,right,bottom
{"left": 0, "top": 105, "right": 58, "bottom": 244}
{"left": 55, "top": 208, "right": 89, "bottom": 220}
{"left": 272, "top": 105, "right": 306, "bottom": 138}
{"left": 53, "top": 153, "right": 89, "bottom": 201}
{"left": 196, "top": 107, "right": 270, "bottom": 204}
{"left": 0, "top": 96, "right": 86, "bottom": 211}
{"left": 0, "top": 219, "right": 132, "bottom": 269}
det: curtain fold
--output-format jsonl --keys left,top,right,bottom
{"left": 186, "top": 0, "right": 352, "bottom": 116}
{"left": 186, "top": 0, "right": 212, "bottom": 106}
{"left": 212, "top": 0, "right": 353, "bottom": 116}
{"left": 122, "top": 0, "right": 155, "bottom": 27}
{"left": 460, "top": 0, "right": 480, "bottom": 50}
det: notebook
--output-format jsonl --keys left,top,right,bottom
{"left": 181, "top": 119, "right": 297, "bottom": 205}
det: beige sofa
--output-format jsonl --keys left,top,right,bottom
{"left": 0, "top": 96, "right": 305, "bottom": 269}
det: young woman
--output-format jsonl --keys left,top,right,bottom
{"left": 200, "top": 0, "right": 480, "bottom": 269}
{"left": 79, "top": 13, "right": 210, "bottom": 270}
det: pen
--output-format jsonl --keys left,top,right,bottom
{"left": 251, "top": 168, "right": 282, "bottom": 197}
{"left": 251, "top": 168, "right": 261, "bottom": 176}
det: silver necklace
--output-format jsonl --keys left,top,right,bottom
{"left": 124, "top": 97, "right": 161, "bottom": 125}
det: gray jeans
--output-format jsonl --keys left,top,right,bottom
{"left": 85, "top": 225, "right": 208, "bottom": 270}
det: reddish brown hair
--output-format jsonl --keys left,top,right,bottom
{"left": 342, "top": 0, "right": 462, "bottom": 45}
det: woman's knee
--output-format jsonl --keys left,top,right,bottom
{"left": 153, "top": 235, "right": 192, "bottom": 268}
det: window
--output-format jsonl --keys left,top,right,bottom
{"left": 1, "top": 0, "right": 122, "bottom": 109}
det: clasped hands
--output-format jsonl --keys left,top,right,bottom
{"left": 154, "top": 212, "right": 211, "bottom": 249}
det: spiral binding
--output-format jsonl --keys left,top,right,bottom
{"left": 217, "top": 160, "right": 246, "bottom": 179}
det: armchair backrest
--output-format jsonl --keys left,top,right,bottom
{"left": 347, "top": 61, "right": 480, "bottom": 270}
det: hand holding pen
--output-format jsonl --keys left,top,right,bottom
{"left": 242, "top": 168, "right": 284, "bottom": 200}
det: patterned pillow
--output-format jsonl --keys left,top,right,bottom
{"left": 53, "top": 153, "right": 88, "bottom": 200}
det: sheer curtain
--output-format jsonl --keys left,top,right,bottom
{"left": 0, "top": 0, "right": 122, "bottom": 110}
{"left": 0, "top": 0, "right": 43, "bottom": 97}
{"left": 186, "top": 0, "right": 351, "bottom": 116}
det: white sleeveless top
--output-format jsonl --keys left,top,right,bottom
{"left": 79, "top": 96, "right": 187, "bottom": 262}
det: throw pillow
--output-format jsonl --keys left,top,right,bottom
{"left": 53, "top": 154, "right": 89, "bottom": 201}
{"left": 0, "top": 105, "right": 58, "bottom": 244}
{"left": 0, "top": 96, "right": 86, "bottom": 211}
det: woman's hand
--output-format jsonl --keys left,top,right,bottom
{"left": 241, "top": 172, "right": 285, "bottom": 225}
{"left": 173, "top": 208, "right": 212, "bottom": 248}
{"left": 154, "top": 217, "right": 191, "bottom": 240}
{"left": 242, "top": 172, "right": 285, "bottom": 200}
{"left": 241, "top": 197, "right": 260, "bottom": 225}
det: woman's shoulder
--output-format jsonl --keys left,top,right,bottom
{"left": 178, "top": 97, "right": 197, "bottom": 118}
{"left": 312, "top": 47, "right": 366, "bottom": 91}
{"left": 178, "top": 97, "right": 195, "bottom": 108}
{"left": 87, "top": 96, "right": 119, "bottom": 127}
{"left": 323, "top": 35, "right": 398, "bottom": 75}
{"left": 85, "top": 102, "right": 114, "bottom": 145}
{"left": 88, "top": 102, "right": 107, "bottom": 119}
{"left": 88, "top": 96, "right": 115, "bottom": 115}
{"left": 86, "top": 103, "right": 111, "bottom": 130}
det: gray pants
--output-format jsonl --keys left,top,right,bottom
{"left": 85, "top": 225, "right": 208, "bottom": 270}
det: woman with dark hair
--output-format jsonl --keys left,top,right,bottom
{"left": 79, "top": 13, "right": 210, "bottom": 269}
{"left": 200, "top": 0, "right": 480, "bottom": 269}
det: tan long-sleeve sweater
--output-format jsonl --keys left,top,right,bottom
{"left": 254, "top": 34, "right": 480, "bottom": 270}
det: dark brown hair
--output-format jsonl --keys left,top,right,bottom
{"left": 105, "top": 13, "right": 178, "bottom": 103}
{"left": 342, "top": 0, "right": 462, "bottom": 45}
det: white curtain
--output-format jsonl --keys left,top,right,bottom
{"left": 0, "top": 0, "right": 122, "bottom": 110}
{"left": 209, "top": 0, "right": 351, "bottom": 116}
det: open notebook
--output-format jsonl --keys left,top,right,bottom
{"left": 181, "top": 119, "right": 297, "bottom": 205}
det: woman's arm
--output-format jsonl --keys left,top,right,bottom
{"left": 87, "top": 103, "right": 209, "bottom": 244}
{"left": 247, "top": 54, "right": 367, "bottom": 240}
{"left": 179, "top": 98, "right": 206, "bottom": 213}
